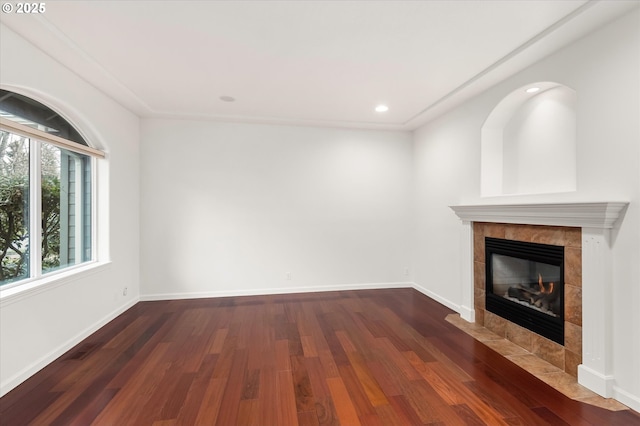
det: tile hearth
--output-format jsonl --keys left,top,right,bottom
{"left": 445, "top": 313, "right": 629, "bottom": 412}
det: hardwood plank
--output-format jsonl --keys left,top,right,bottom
{"left": 258, "top": 366, "right": 279, "bottom": 426}
{"left": 275, "top": 339, "right": 291, "bottom": 371}
{"left": 297, "top": 409, "right": 320, "bottom": 426}
{"left": 404, "top": 354, "right": 466, "bottom": 406}
{"left": 193, "top": 377, "right": 227, "bottom": 425}
{"left": 374, "top": 336, "right": 423, "bottom": 381}
{"left": 207, "top": 328, "right": 229, "bottom": 354}
{"left": 236, "top": 399, "right": 261, "bottom": 426}
{"left": 344, "top": 350, "right": 389, "bottom": 407}
{"left": 173, "top": 354, "right": 219, "bottom": 425}
{"left": 388, "top": 394, "right": 427, "bottom": 426}
{"left": 301, "top": 334, "right": 319, "bottom": 358}
{"left": 66, "top": 388, "right": 119, "bottom": 426}
{"left": 366, "top": 359, "right": 402, "bottom": 397}
{"left": 276, "top": 370, "right": 300, "bottom": 426}
{"left": 530, "top": 407, "right": 573, "bottom": 425}
{"left": 303, "top": 357, "right": 340, "bottom": 425}
{"left": 326, "top": 377, "right": 362, "bottom": 426}
{"left": 401, "top": 378, "right": 468, "bottom": 425}
{"left": 91, "top": 342, "right": 172, "bottom": 425}
{"left": 214, "top": 349, "right": 248, "bottom": 426}
{"left": 451, "top": 403, "right": 493, "bottom": 426}
{"left": 241, "top": 369, "right": 260, "bottom": 400}
{"left": 291, "top": 355, "right": 315, "bottom": 413}
{"left": 337, "top": 364, "right": 377, "bottom": 419}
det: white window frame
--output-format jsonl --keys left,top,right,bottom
{"left": 0, "top": 117, "right": 104, "bottom": 290}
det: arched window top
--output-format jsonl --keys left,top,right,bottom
{"left": 0, "top": 89, "right": 88, "bottom": 147}
{"left": 1, "top": 89, "right": 100, "bottom": 288}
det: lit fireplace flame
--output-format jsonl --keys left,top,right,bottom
{"left": 538, "top": 273, "right": 554, "bottom": 294}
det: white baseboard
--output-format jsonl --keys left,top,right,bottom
{"left": 613, "top": 385, "right": 640, "bottom": 413}
{"left": 141, "top": 282, "right": 464, "bottom": 316}
{"left": 458, "top": 305, "right": 475, "bottom": 323}
{"left": 578, "top": 365, "right": 640, "bottom": 412}
{"left": 578, "top": 365, "right": 615, "bottom": 398}
{"left": 0, "top": 298, "right": 138, "bottom": 398}
{"left": 140, "top": 282, "right": 413, "bottom": 301}
{"left": 411, "top": 282, "right": 461, "bottom": 313}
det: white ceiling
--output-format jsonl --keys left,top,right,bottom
{"left": 1, "top": 1, "right": 638, "bottom": 131}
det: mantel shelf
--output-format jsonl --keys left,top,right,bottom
{"left": 450, "top": 202, "right": 629, "bottom": 229}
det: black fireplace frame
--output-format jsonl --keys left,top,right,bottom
{"left": 485, "top": 237, "right": 564, "bottom": 345}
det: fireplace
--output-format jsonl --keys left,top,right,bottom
{"left": 450, "top": 202, "right": 628, "bottom": 398}
{"left": 485, "top": 237, "right": 564, "bottom": 344}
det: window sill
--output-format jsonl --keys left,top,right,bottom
{"left": 0, "top": 261, "right": 112, "bottom": 307}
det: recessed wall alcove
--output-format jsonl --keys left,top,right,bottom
{"left": 481, "top": 82, "right": 577, "bottom": 197}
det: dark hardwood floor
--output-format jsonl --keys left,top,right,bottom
{"left": 1, "top": 288, "right": 639, "bottom": 425}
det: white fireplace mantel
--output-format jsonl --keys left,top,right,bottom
{"left": 450, "top": 201, "right": 628, "bottom": 228}
{"left": 449, "top": 201, "right": 629, "bottom": 399}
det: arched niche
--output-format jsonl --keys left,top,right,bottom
{"left": 481, "top": 82, "right": 577, "bottom": 197}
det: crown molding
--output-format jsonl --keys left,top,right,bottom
{"left": 450, "top": 202, "right": 629, "bottom": 229}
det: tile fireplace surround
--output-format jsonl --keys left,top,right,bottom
{"left": 473, "top": 222, "right": 581, "bottom": 376}
{"left": 450, "top": 202, "right": 628, "bottom": 399}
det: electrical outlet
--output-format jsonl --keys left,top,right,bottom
{"left": 123, "top": 287, "right": 128, "bottom": 296}
{"left": 286, "top": 272, "right": 292, "bottom": 280}
{"left": 404, "top": 268, "right": 409, "bottom": 276}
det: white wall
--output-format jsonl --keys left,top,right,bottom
{"left": 140, "top": 120, "right": 412, "bottom": 298}
{"left": 0, "top": 24, "right": 140, "bottom": 396}
{"left": 502, "top": 86, "right": 576, "bottom": 195}
{"left": 412, "top": 10, "right": 640, "bottom": 409}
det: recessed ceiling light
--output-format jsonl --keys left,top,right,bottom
{"left": 220, "top": 96, "right": 235, "bottom": 102}
{"left": 375, "top": 104, "right": 389, "bottom": 113}
{"left": 526, "top": 87, "right": 540, "bottom": 93}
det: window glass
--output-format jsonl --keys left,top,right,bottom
{"left": 0, "top": 129, "right": 30, "bottom": 284}
{"left": 0, "top": 89, "right": 89, "bottom": 146}
{"left": 41, "top": 143, "right": 92, "bottom": 274}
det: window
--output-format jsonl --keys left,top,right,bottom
{"left": 0, "top": 90, "right": 104, "bottom": 288}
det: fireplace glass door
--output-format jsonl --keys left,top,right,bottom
{"left": 485, "top": 237, "right": 564, "bottom": 344}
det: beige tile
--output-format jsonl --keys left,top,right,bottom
{"left": 484, "top": 311, "right": 507, "bottom": 337}
{"left": 474, "top": 288, "right": 485, "bottom": 310}
{"left": 484, "top": 223, "right": 506, "bottom": 239}
{"left": 564, "top": 285, "right": 582, "bottom": 327}
{"left": 445, "top": 314, "right": 481, "bottom": 330}
{"left": 565, "top": 322, "right": 582, "bottom": 355}
{"left": 565, "top": 247, "right": 582, "bottom": 288}
{"left": 475, "top": 308, "right": 485, "bottom": 326}
{"left": 565, "top": 227, "right": 582, "bottom": 248}
{"left": 531, "top": 226, "right": 566, "bottom": 246}
{"left": 469, "top": 327, "right": 506, "bottom": 342}
{"left": 445, "top": 314, "right": 502, "bottom": 342}
{"left": 507, "top": 354, "right": 563, "bottom": 375}
{"left": 474, "top": 224, "right": 485, "bottom": 263}
{"left": 536, "top": 372, "right": 597, "bottom": 399}
{"left": 505, "top": 224, "right": 535, "bottom": 243}
{"left": 575, "top": 395, "right": 630, "bottom": 411}
{"left": 474, "top": 261, "right": 485, "bottom": 290}
{"left": 483, "top": 339, "right": 530, "bottom": 356}
{"left": 506, "top": 322, "right": 533, "bottom": 352}
{"left": 531, "top": 334, "right": 565, "bottom": 370}
{"left": 565, "top": 349, "right": 581, "bottom": 377}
